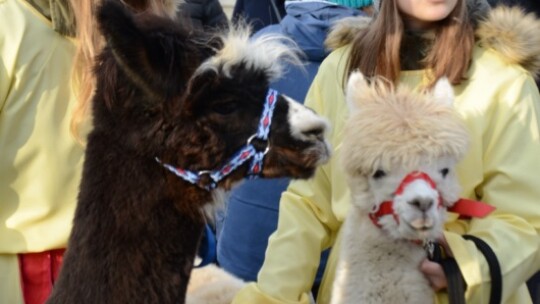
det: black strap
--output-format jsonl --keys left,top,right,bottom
{"left": 441, "top": 257, "right": 467, "bottom": 304}
{"left": 429, "top": 243, "right": 467, "bottom": 304}
{"left": 463, "top": 235, "right": 502, "bottom": 304}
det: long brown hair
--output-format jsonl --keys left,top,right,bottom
{"left": 347, "top": 0, "right": 474, "bottom": 87}
{"left": 69, "top": 0, "right": 180, "bottom": 142}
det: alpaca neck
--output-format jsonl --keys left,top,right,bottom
{"left": 48, "top": 134, "right": 209, "bottom": 304}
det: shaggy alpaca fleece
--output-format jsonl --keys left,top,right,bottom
{"left": 340, "top": 75, "right": 469, "bottom": 176}
{"left": 331, "top": 72, "right": 469, "bottom": 304}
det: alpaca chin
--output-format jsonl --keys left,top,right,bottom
{"left": 384, "top": 212, "right": 445, "bottom": 241}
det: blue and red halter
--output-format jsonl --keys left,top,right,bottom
{"left": 157, "top": 88, "right": 279, "bottom": 191}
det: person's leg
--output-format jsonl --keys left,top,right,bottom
{"left": 18, "top": 249, "right": 65, "bottom": 304}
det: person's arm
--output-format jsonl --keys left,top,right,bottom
{"left": 442, "top": 73, "right": 540, "bottom": 302}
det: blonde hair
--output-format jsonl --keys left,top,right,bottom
{"left": 69, "top": 0, "right": 180, "bottom": 142}
{"left": 346, "top": 0, "right": 474, "bottom": 88}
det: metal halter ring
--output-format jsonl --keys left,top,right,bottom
{"left": 197, "top": 170, "right": 212, "bottom": 177}
{"left": 246, "top": 134, "right": 270, "bottom": 155}
{"left": 196, "top": 170, "right": 217, "bottom": 190}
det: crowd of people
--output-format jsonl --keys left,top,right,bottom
{"left": 1, "top": 0, "right": 539, "bottom": 303}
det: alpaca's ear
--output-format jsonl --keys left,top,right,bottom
{"left": 97, "top": 0, "right": 187, "bottom": 99}
{"left": 97, "top": 1, "right": 144, "bottom": 64}
{"left": 345, "top": 70, "right": 369, "bottom": 113}
{"left": 183, "top": 69, "right": 219, "bottom": 111}
{"left": 432, "top": 77, "right": 454, "bottom": 106}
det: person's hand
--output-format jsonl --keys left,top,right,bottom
{"left": 420, "top": 259, "right": 447, "bottom": 291}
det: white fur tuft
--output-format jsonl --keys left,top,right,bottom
{"left": 345, "top": 71, "right": 367, "bottom": 113}
{"left": 432, "top": 77, "right": 454, "bottom": 106}
{"left": 197, "top": 24, "right": 303, "bottom": 81}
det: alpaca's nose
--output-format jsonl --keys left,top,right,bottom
{"left": 286, "top": 98, "right": 329, "bottom": 141}
{"left": 408, "top": 197, "right": 434, "bottom": 212}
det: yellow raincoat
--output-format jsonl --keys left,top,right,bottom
{"left": 0, "top": 0, "right": 83, "bottom": 302}
{"left": 233, "top": 8, "right": 540, "bottom": 304}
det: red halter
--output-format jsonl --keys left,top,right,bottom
{"left": 369, "top": 171, "right": 495, "bottom": 228}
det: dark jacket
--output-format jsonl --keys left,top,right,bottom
{"left": 232, "top": 0, "right": 286, "bottom": 32}
{"left": 179, "top": 0, "right": 228, "bottom": 30}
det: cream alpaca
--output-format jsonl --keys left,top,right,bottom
{"left": 331, "top": 71, "right": 469, "bottom": 304}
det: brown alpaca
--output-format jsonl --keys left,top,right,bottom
{"left": 47, "top": 1, "right": 330, "bottom": 303}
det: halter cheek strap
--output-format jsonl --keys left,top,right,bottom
{"left": 248, "top": 88, "right": 277, "bottom": 175}
{"left": 157, "top": 88, "right": 278, "bottom": 191}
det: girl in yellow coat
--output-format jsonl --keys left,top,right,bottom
{"left": 233, "top": 0, "right": 540, "bottom": 303}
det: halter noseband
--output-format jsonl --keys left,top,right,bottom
{"left": 156, "top": 88, "right": 278, "bottom": 191}
{"left": 369, "top": 171, "right": 441, "bottom": 228}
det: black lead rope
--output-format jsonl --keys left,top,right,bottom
{"left": 428, "top": 236, "right": 502, "bottom": 304}
{"left": 441, "top": 257, "right": 467, "bottom": 304}
{"left": 429, "top": 242, "right": 466, "bottom": 304}
{"left": 463, "top": 235, "right": 503, "bottom": 304}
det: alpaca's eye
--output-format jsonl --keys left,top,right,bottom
{"left": 440, "top": 168, "right": 449, "bottom": 178}
{"left": 212, "top": 102, "right": 239, "bottom": 115}
{"left": 373, "top": 170, "right": 386, "bottom": 179}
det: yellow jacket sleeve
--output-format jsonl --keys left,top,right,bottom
{"left": 443, "top": 72, "right": 540, "bottom": 303}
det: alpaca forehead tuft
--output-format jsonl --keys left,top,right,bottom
{"left": 341, "top": 84, "right": 470, "bottom": 176}
{"left": 195, "top": 25, "right": 302, "bottom": 81}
